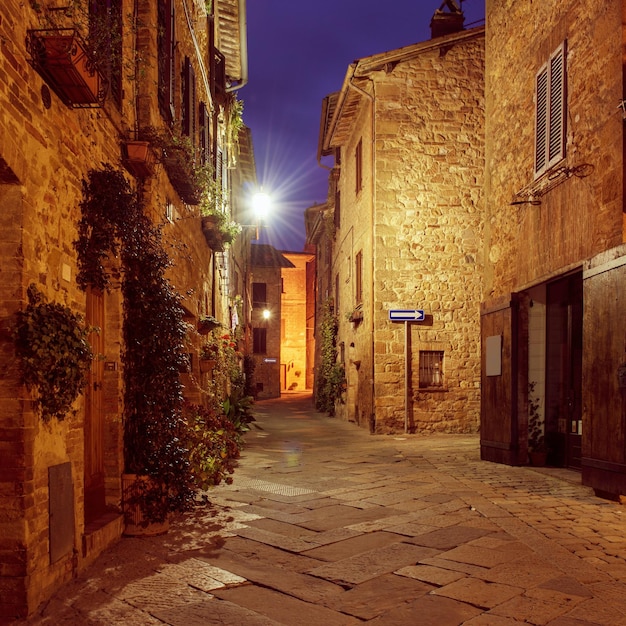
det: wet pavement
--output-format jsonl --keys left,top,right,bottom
{"left": 21, "top": 392, "right": 626, "bottom": 625}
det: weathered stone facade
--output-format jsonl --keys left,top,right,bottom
{"left": 318, "top": 26, "right": 485, "bottom": 434}
{"left": 281, "top": 251, "right": 315, "bottom": 392}
{"left": 481, "top": 0, "right": 626, "bottom": 496}
{"left": 0, "top": 0, "right": 247, "bottom": 618}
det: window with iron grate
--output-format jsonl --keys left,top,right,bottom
{"left": 419, "top": 350, "right": 444, "bottom": 388}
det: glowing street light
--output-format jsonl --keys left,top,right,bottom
{"left": 262, "top": 308, "right": 271, "bottom": 320}
{"left": 252, "top": 190, "right": 271, "bottom": 221}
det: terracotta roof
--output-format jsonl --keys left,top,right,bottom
{"left": 250, "top": 244, "right": 296, "bottom": 268}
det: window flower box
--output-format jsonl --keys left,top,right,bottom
{"left": 122, "top": 141, "right": 155, "bottom": 179}
{"left": 26, "top": 29, "right": 106, "bottom": 108}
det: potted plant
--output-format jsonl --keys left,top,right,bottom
{"left": 528, "top": 381, "right": 548, "bottom": 466}
{"left": 14, "top": 284, "right": 94, "bottom": 421}
{"left": 197, "top": 315, "right": 221, "bottom": 335}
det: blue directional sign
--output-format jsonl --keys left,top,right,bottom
{"left": 389, "top": 309, "right": 425, "bottom": 322}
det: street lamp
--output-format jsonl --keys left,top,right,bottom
{"left": 245, "top": 188, "right": 271, "bottom": 240}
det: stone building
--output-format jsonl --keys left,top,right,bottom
{"left": 0, "top": 0, "right": 248, "bottom": 618}
{"left": 481, "top": 0, "right": 626, "bottom": 497}
{"left": 281, "top": 251, "right": 315, "bottom": 393}
{"left": 249, "top": 244, "right": 294, "bottom": 399}
{"left": 316, "top": 10, "right": 485, "bottom": 433}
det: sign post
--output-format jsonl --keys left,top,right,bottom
{"left": 389, "top": 310, "right": 426, "bottom": 433}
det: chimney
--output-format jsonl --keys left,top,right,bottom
{"left": 430, "top": 0, "right": 465, "bottom": 39}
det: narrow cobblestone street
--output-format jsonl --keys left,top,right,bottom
{"left": 23, "top": 393, "right": 626, "bottom": 625}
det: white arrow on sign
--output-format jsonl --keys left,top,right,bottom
{"left": 389, "top": 309, "right": 425, "bottom": 322}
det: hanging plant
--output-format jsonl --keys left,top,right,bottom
{"left": 14, "top": 284, "right": 94, "bottom": 421}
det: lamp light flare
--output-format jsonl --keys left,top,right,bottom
{"left": 252, "top": 190, "right": 271, "bottom": 220}
{"left": 262, "top": 309, "right": 271, "bottom": 320}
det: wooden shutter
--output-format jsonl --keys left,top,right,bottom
{"left": 535, "top": 42, "right": 566, "bottom": 177}
{"left": 182, "top": 57, "right": 197, "bottom": 139}
{"left": 158, "top": 0, "right": 176, "bottom": 122}
{"left": 547, "top": 44, "right": 566, "bottom": 165}
{"left": 199, "top": 102, "right": 210, "bottom": 165}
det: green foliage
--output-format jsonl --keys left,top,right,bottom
{"left": 14, "top": 284, "right": 94, "bottom": 421}
{"left": 315, "top": 299, "right": 346, "bottom": 416}
{"left": 75, "top": 165, "right": 134, "bottom": 291}
{"left": 222, "top": 384, "right": 255, "bottom": 435}
{"left": 76, "top": 166, "right": 193, "bottom": 521}
{"left": 181, "top": 402, "right": 243, "bottom": 489}
{"left": 528, "top": 381, "right": 546, "bottom": 453}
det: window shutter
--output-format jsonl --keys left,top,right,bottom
{"left": 535, "top": 65, "right": 548, "bottom": 175}
{"left": 547, "top": 44, "right": 566, "bottom": 165}
{"left": 182, "top": 57, "right": 196, "bottom": 138}
{"left": 535, "top": 42, "right": 566, "bottom": 177}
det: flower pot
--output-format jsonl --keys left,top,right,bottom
{"left": 122, "top": 141, "right": 155, "bottom": 179}
{"left": 26, "top": 29, "right": 105, "bottom": 107}
{"left": 121, "top": 474, "right": 169, "bottom": 536}
{"left": 199, "top": 358, "right": 216, "bottom": 373}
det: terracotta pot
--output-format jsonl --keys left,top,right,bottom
{"left": 121, "top": 474, "right": 169, "bottom": 536}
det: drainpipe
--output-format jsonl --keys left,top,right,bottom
{"left": 226, "top": 0, "right": 248, "bottom": 92}
{"left": 347, "top": 72, "right": 376, "bottom": 433}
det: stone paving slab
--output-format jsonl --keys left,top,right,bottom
{"left": 211, "top": 584, "right": 361, "bottom": 626}
{"left": 21, "top": 393, "right": 626, "bottom": 626}
{"left": 319, "top": 572, "right": 433, "bottom": 620}
{"left": 301, "top": 530, "right": 407, "bottom": 562}
{"left": 197, "top": 549, "right": 344, "bottom": 603}
{"left": 308, "top": 542, "right": 439, "bottom": 585}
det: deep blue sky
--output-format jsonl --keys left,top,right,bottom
{"left": 240, "top": 0, "right": 486, "bottom": 252}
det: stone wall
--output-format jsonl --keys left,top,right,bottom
{"left": 332, "top": 29, "right": 485, "bottom": 434}
{"left": 484, "top": 0, "right": 623, "bottom": 297}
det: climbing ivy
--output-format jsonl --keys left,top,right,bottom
{"left": 315, "top": 299, "right": 345, "bottom": 416}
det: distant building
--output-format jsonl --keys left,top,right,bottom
{"left": 249, "top": 244, "right": 294, "bottom": 398}
{"left": 281, "top": 251, "right": 316, "bottom": 392}
{"left": 316, "top": 8, "right": 485, "bottom": 433}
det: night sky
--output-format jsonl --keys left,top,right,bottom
{"left": 240, "top": 0, "right": 486, "bottom": 252}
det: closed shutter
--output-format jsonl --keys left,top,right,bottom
{"left": 535, "top": 42, "right": 566, "bottom": 177}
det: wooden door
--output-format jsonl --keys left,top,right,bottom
{"left": 84, "top": 288, "right": 105, "bottom": 523}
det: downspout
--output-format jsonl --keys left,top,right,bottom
{"left": 347, "top": 72, "right": 377, "bottom": 433}
{"left": 226, "top": 0, "right": 248, "bottom": 92}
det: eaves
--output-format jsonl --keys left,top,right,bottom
{"left": 322, "top": 25, "right": 485, "bottom": 152}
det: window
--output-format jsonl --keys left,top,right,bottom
{"left": 535, "top": 42, "right": 566, "bottom": 177}
{"left": 182, "top": 57, "right": 197, "bottom": 139}
{"left": 89, "top": 0, "right": 122, "bottom": 106}
{"left": 355, "top": 250, "right": 363, "bottom": 305}
{"left": 419, "top": 351, "right": 444, "bottom": 388}
{"left": 199, "top": 102, "right": 210, "bottom": 165}
{"left": 252, "top": 283, "right": 267, "bottom": 308}
{"left": 158, "top": 0, "right": 176, "bottom": 122}
{"left": 334, "top": 189, "right": 341, "bottom": 229}
{"left": 355, "top": 139, "right": 363, "bottom": 194}
{"left": 253, "top": 328, "right": 267, "bottom": 354}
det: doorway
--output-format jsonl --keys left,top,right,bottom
{"left": 545, "top": 272, "right": 583, "bottom": 469}
{"left": 84, "top": 288, "right": 106, "bottom": 523}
